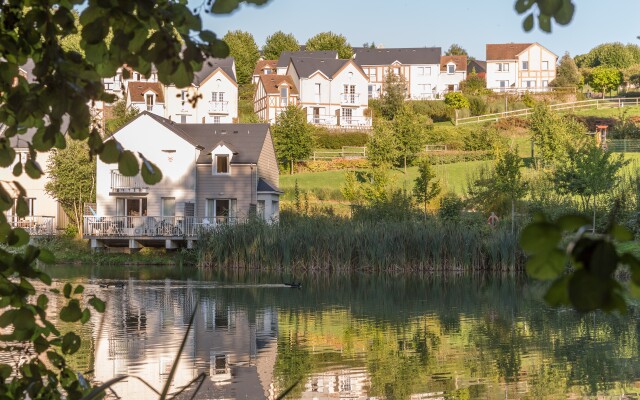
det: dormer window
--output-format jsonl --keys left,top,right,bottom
{"left": 264, "top": 68, "right": 272, "bottom": 74}
{"left": 215, "top": 154, "right": 229, "bottom": 174}
{"left": 447, "top": 64, "right": 455, "bottom": 74}
{"left": 280, "top": 86, "right": 288, "bottom": 106}
{"left": 145, "top": 93, "right": 154, "bottom": 111}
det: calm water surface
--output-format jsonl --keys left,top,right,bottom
{"left": 41, "top": 265, "right": 640, "bottom": 400}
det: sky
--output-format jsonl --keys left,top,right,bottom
{"left": 198, "top": 0, "right": 640, "bottom": 59}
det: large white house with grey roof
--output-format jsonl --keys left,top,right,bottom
{"left": 87, "top": 111, "right": 280, "bottom": 251}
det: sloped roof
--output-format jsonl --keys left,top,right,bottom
{"left": 440, "top": 55, "right": 468, "bottom": 72}
{"left": 277, "top": 51, "right": 338, "bottom": 68}
{"left": 258, "top": 75, "right": 298, "bottom": 95}
{"left": 193, "top": 57, "right": 236, "bottom": 85}
{"left": 289, "top": 57, "right": 350, "bottom": 79}
{"left": 467, "top": 59, "right": 487, "bottom": 74}
{"left": 486, "top": 43, "right": 533, "bottom": 60}
{"left": 354, "top": 47, "right": 441, "bottom": 66}
{"left": 253, "top": 60, "right": 277, "bottom": 76}
{"left": 257, "top": 178, "right": 280, "bottom": 193}
{"left": 127, "top": 82, "right": 164, "bottom": 103}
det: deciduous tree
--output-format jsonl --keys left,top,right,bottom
{"left": 223, "top": 30, "right": 261, "bottom": 85}
{"left": 589, "top": 66, "right": 623, "bottom": 97}
{"left": 305, "top": 32, "right": 353, "bottom": 59}
{"left": 494, "top": 148, "right": 528, "bottom": 233}
{"left": 367, "top": 122, "right": 399, "bottom": 168}
{"left": 379, "top": 73, "right": 407, "bottom": 120}
{"left": 392, "top": 106, "right": 432, "bottom": 173}
{"left": 550, "top": 52, "right": 582, "bottom": 88}
{"left": 413, "top": 158, "right": 441, "bottom": 216}
{"left": 529, "top": 104, "right": 585, "bottom": 168}
{"left": 460, "top": 73, "right": 488, "bottom": 96}
{"left": 445, "top": 43, "right": 468, "bottom": 56}
{"left": 262, "top": 31, "right": 300, "bottom": 60}
{"left": 105, "top": 100, "right": 139, "bottom": 136}
{"left": 271, "top": 106, "right": 314, "bottom": 174}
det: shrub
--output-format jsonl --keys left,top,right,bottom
{"left": 463, "top": 126, "right": 505, "bottom": 151}
{"left": 313, "top": 128, "right": 370, "bottom": 149}
{"left": 468, "top": 96, "right": 488, "bottom": 116}
{"left": 438, "top": 193, "right": 465, "bottom": 221}
{"left": 296, "top": 158, "right": 370, "bottom": 173}
{"left": 410, "top": 100, "right": 451, "bottom": 122}
{"left": 422, "top": 150, "right": 493, "bottom": 165}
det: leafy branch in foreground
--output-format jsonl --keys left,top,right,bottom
{"left": 520, "top": 213, "right": 638, "bottom": 313}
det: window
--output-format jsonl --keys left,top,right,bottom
{"left": 343, "top": 84, "right": 356, "bottom": 103}
{"left": 522, "top": 61, "right": 529, "bottom": 70}
{"left": 211, "top": 91, "right": 225, "bottom": 102}
{"left": 264, "top": 68, "right": 272, "bottom": 74}
{"left": 161, "top": 197, "right": 175, "bottom": 217}
{"left": 145, "top": 94, "right": 154, "bottom": 111}
{"left": 213, "top": 116, "right": 221, "bottom": 124}
{"left": 257, "top": 200, "right": 265, "bottom": 218}
{"left": 447, "top": 64, "right": 455, "bottom": 74}
{"left": 206, "top": 199, "right": 237, "bottom": 223}
{"left": 214, "top": 154, "right": 229, "bottom": 174}
{"left": 369, "top": 68, "right": 377, "bottom": 81}
{"left": 498, "top": 63, "right": 509, "bottom": 72}
{"left": 417, "top": 67, "right": 425, "bottom": 75}
{"left": 314, "top": 83, "right": 321, "bottom": 103}
{"left": 341, "top": 108, "right": 353, "bottom": 125}
{"left": 180, "top": 115, "right": 187, "bottom": 123}
{"left": 116, "top": 198, "right": 147, "bottom": 217}
{"left": 393, "top": 67, "right": 400, "bottom": 76}
{"left": 418, "top": 84, "right": 431, "bottom": 98}
{"left": 280, "top": 86, "right": 288, "bottom": 106}
{"left": 499, "top": 80, "right": 509, "bottom": 90}
{"left": 526, "top": 80, "right": 536, "bottom": 88}
{"left": 542, "top": 80, "right": 548, "bottom": 87}
{"left": 134, "top": 72, "right": 140, "bottom": 80}
{"left": 180, "top": 90, "right": 187, "bottom": 102}
{"left": 542, "top": 61, "right": 549, "bottom": 70}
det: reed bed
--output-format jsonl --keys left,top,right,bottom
{"left": 196, "top": 216, "right": 524, "bottom": 271}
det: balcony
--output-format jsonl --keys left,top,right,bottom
{"left": 110, "top": 171, "right": 148, "bottom": 194}
{"left": 83, "top": 216, "right": 243, "bottom": 238}
{"left": 340, "top": 93, "right": 360, "bottom": 105}
{"left": 208, "top": 101, "right": 229, "bottom": 114}
{"left": 7, "top": 216, "right": 55, "bottom": 236}
{"left": 307, "top": 115, "right": 372, "bottom": 130}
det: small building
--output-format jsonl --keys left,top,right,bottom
{"left": 126, "top": 82, "right": 165, "bottom": 116}
{"left": 253, "top": 74, "right": 299, "bottom": 123}
{"left": 252, "top": 59, "right": 277, "bottom": 84}
{"left": 87, "top": 112, "right": 280, "bottom": 251}
{"left": 485, "top": 43, "right": 557, "bottom": 92}
{"left": 438, "top": 55, "right": 467, "bottom": 94}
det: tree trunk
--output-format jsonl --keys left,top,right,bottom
{"left": 290, "top": 160, "right": 293, "bottom": 175}
{"left": 511, "top": 198, "right": 515, "bottom": 235}
{"left": 404, "top": 156, "right": 407, "bottom": 174}
{"left": 424, "top": 200, "right": 427, "bottom": 220}
{"left": 593, "top": 197, "right": 597, "bottom": 234}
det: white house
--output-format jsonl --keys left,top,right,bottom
{"left": 438, "top": 55, "right": 467, "bottom": 94}
{"left": 286, "top": 57, "right": 371, "bottom": 129}
{"left": 126, "top": 82, "right": 165, "bottom": 116}
{"left": 254, "top": 75, "right": 299, "bottom": 123}
{"left": 276, "top": 51, "right": 338, "bottom": 75}
{"left": 353, "top": 47, "right": 442, "bottom": 99}
{"left": 88, "top": 112, "right": 280, "bottom": 251}
{"left": 164, "top": 57, "right": 238, "bottom": 124}
{"left": 485, "top": 43, "right": 557, "bottom": 92}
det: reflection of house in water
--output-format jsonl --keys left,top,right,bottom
{"left": 92, "top": 282, "right": 278, "bottom": 399}
{"left": 300, "top": 368, "right": 374, "bottom": 400}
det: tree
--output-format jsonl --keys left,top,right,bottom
{"left": 575, "top": 42, "right": 637, "bottom": 69}
{"left": 0, "top": 0, "right": 262, "bottom": 397}
{"left": 413, "top": 158, "right": 441, "bottom": 217}
{"left": 105, "top": 100, "right": 139, "bottom": 136}
{"left": 379, "top": 72, "right": 407, "bottom": 120}
{"left": 460, "top": 73, "right": 487, "bottom": 96}
{"left": 550, "top": 52, "right": 582, "bottom": 88}
{"left": 493, "top": 148, "right": 527, "bottom": 234}
{"left": 589, "top": 66, "right": 623, "bottom": 97}
{"left": 305, "top": 32, "right": 353, "bottom": 59}
{"left": 262, "top": 31, "right": 300, "bottom": 60}
{"left": 392, "top": 106, "right": 431, "bottom": 173}
{"left": 45, "top": 141, "right": 96, "bottom": 236}
{"left": 445, "top": 43, "right": 468, "bottom": 56}
{"left": 529, "top": 104, "right": 585, "bottom": 168}
{"left": 223, "top": 30, "right": 260, "bottom": 85}
{"left": 271, "top": 106, "right": 314, "bottom": 174}
{"left": 552, "top": 140, "right": 628, "bottom": 233}
{"left": 367, "top": 122, "right": 399, "bottom": 168}
{"left": 444, "top": 92, "right": 470, "bottom": 123}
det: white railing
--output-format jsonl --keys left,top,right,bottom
{"left": 83, "top": 216, "right": 243, "bottom": 237}
{"left": 7, "top": 216, "right": 55, "bottom": 236}
{"left": 307, "top": 115, "right": 372, "bottom": 129}
{"left": 111, "top": 171, "right": 148, "bottom": 193}
{"left": 145, "top": 104, "right": 164, "bottom": 114}
{"left": 339, "top": 116, "right": 372, "bottom": 128}
{"left": 208, "top": 101, "right": 229, "bottom": 114}
{"left": 340, "top": 93, "right": 360, "bottom": 105}
{"left": 455, "top": 97, "right": 640, "bottom": 126}
{"left": 308, "top": 115, "right": 337, "bottom": 126}
{"left": 312, "top": 146, "right": 367, "bottom": 161}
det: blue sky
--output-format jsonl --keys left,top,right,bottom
{"left": 200, "top": 0, "right": 640, "bottom": 59}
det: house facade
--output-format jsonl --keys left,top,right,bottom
{"left": 286, "top": 57, "right": 371, "bottom": 128}
{"left": 89, "top": 112, "right": 280, "bottom": 250}
{"left": 438, "top": 55, "right": 468, "bottom": 94}
{"left": 486, "top": 43, "right": 557, "bottom": 92}
{"left": 126, "top": 82, "right": 165, "bottom": 115}
{"left": 354, "top": 47, "right": 442, "bottom": 100}
{"left": 254, "top": 75, "right": 299, "bottom": 123}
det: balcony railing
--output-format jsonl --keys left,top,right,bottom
{"left": 340, "top": 93, "right": 360, "bottom": 105}
{"left": 307, "top": 115, "right": 372, "bottom": 130}
{"left": 208, "top": 101, "right": 229, "bottom": 114}
{"left": 111, "top": 171, "right": 148, "bottom": 194}
{"left": 7, "top": 216, "right": 55, "bottom": 236}
{"left": 83, "top": 216, "right": 243, "bottom": 238}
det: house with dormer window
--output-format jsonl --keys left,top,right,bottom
{"left": 486, "top": 43, "right": 557, "bottom": 92}
{"left": 126, "top": 82, "right": 165, "bottom": 116}
{"left": 438, "top": 55, "right": 467, "bottom": 94}
{"left": 87, "top": 111, "right": 280, "bottom": 251}
{"left": 252, "top": 59, "right": 277, "bottom": 84}
{"left": 253, "top": 75, "right": 299, "bottom": 123}
{"left": 276, "top": 51, "right": 338, "bottom": 75}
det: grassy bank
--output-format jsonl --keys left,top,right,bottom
{"left": 35, "top": 237, "right": 187, "bottom": 266}
{"left": 196, "top": 216, "right": 523, "bottom": 271}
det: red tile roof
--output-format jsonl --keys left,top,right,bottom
{"left": 127, "top": 82, "right": 164, "bottom": 103}
{"left": 253, "top": 60, "right": 277, "bottom": 76}
{"left": 486, "top": 43, "right": 533, "bottom": 61}
{"left": 440, "top": 55, "right": 468, "bottom": 72}
{"left": 258, "top": 75, "right": 298, "bottom": 95}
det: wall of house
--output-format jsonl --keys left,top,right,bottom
{"left": 437, "top": 67, "right": 467, "bottom": 95}
{"left": 517, "top": 44, "right": 557, "bottom": 89}
{"left": 129, "top": 101, "right": 165, "bottom": 117}
{"left": 257, "top": 192, "right": 279, "bottom": 222}
{"left": 407, "top": 64, "right": 440, "bottom": 99}
{"left": 257, "top": 132, "right": 279, "bottom": 190}
{"left": 195, "top": 163, "right": 255, "bottom": 219}
{"left": 253, "top": 82, "right": 268, "bottom": 122}
{"left": 486, "top": 61, "right": 518, "bottom": 90}
{"left": 95, "top": 115, "right": 198, "bottom": 217}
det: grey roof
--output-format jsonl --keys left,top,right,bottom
{"left": 192, "top": 57, "right": 236, "bottom": 85}
{"left": 467, "top": 59, "right": 486, "bottom": 74}
{"left": 354, "top": 47, "right": 441, "bottom": 66}
{"left": 142, "top": 112, "right": 268, "bottom": 164}
{"left": 277, "top": 51, "right": 338, "bottom": 68}
{"left": 289, "top": 57, "right": 350, "bottom": 79}
{"left": 257, "top": 178, "right": 280, "bottom": 193}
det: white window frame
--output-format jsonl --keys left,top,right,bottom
{"left": 542, "top": 61, "right": 549, "bottom": 70}
{"left": 161, "top": 197, "right": 176, "bottom": 217}
{"left": 369, "top": 68, "right": 377, "bottom": 81}
{"left": 498, "top": 63, "right": 509, "bottom": 72}
{"left": 213, "top": 154, "right": 230, "bottom": 175}
{"left": 447, "top": 64, "right": 455, "bottom": 74}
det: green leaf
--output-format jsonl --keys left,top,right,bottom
{"left": 519, "top": 222, "right": 561, "bottom": 254}
{"left": 37, "top": 249, "right": 55, "bottom": 264}
{"left": 61, "top": 332, "right": 81, "bottom": 355}
{"left": 12, "top": 161, "right": 22, "bottom": 177}
{"left": 514, "top": 0, "right": 533, "bottom": 13}
{"left": 15, "top": 197, "right": 29, "bottom": 218}
{"left": 24, "top": 159, "right": 43, "bottom": 179}
{"left": 118, "top": 150, "right": 139, "bottom": 176}
{"left": 610, "top": 224, "right": 633, "bottom": 242}
{"left": 73, "top": 285, "right": 85, "bottom": 295}
{"left": 538, "top": 13, "right": 552, "bottom": 32}
{"left": 556, "top": 214, "right": 589, "bottom": 232}
{"left": 12, "top": 308, "right": 35, "bottom": 331}
{"left": 0, "top": 364, "right": 12, "bottom": 380}
{"left": 80, "top": 308, "right": 91, "bottom": 324}
{"left": 544, "top": 276, "right": 571, "bottom": 307}
{"left": 526, "top": 249, "right": 566, "bottom": 280}
{"left": 0, "top": 310, "right": 17, "bottom": 328}
{"left": 568, "top": 270, "right": 612, "bottom": 312}
{"left": 37, "top": 294, "right": 48, "bottom": 309}
{"left": 630, "top": 281, "right": 640, "bottom": 298}
{"left": 88, "top": 297, "right": 106, "bottom": 313}
{"left": 523, "top": 13, "right": 534, "bottom": 32}
{"left": 140, "top": 158, "right": 163, "bottom": 185}
{"left": 586, "top": 241, "right": 618, "bottom": 278}
{"left": 553, "top": 0, "right": 575, "bottom": 25}
{"left": 7, "top": 228, "right": 29, "bottom": 247}
{"left": 99, "top": 140, "right": 121, "bottom": 163}
{"left": 63, "top": 283, "right": 72, "bottom": 299}
{"left": 47, "top": 351, "right": 65, "bottom": 369}
{"left": 60, "top": 300, "right": 83, "bottom": 322}
{"left": 33, "top": 335, "right": 50, "bottom": 353}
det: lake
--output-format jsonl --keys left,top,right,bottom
{"left": 41, "top": 265, "right": 640, "bottom": 399}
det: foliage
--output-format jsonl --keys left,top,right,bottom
{"left": 463, "top": 126, "right": 505, "bottom": 151}
{"left": 104, "top": 100, "right": 139, "bottom": 136}
{"left": 514, "top": 0, "right": 575, "bottom": 32}
{"left": 468, "top": 96, "right": 489, "bottom": 116}
{"left": 392, "top": 106, "right": 432, "bottom": 172}
{"left": 304, "top": 31, "right": 353, "bottom": 59}
{"left": 529, "top": 104, "right": 585, "bottom": 168}
{"left": 297, "top": 158, "right": 369, "bottom": 173}
{"left": 367, "top": 122, "right": 399, "bottom": 168}
{"left": 438, "top": 193, "right": 465, "bottom": 221}
{"left": 262, "top": 31, "right": 300, "bottom": 60}
{"left": 413, "top": 158, "right": 441, "bottom": 215}
{"left": 445, "top": 44, "right": 468, "bottom": 56}
{"left": 550, "top": 52, "right": 582, "bottom": 88}
{"left": 271, "top": 106, "right": 314, "bottom": 173}
{"left": 379, "top": 73, "right": 407, "bottom": 120}
{"left": 45, "top": 141, "right": 96, "bottom": 237}
{"left": 552, "top": 140, "right": 628, "bottom": 230}
{"left": 223, "top": 30, "right": 260, "bottom": 85}
{"left": 575, "top": 42, "right": 640, "bottom": 69}
{"left": 444, "top": 92, "right": 470, "bottom": 110}
{"left": 494, "top": 148, "right": 528, "bottom": 233}
{"left": 465, "top": 164, "right": 505, "bottom": 214}
{"left": 460, "top": 74, "right": 488, "bottom": 96}
{"left": 410, "top": 100, "right": 450, "bottom": 122}
{"left": 588, "top": 66, "right": 623, "bottom": 96}
{"left": 312, "top": 129, "right": 369, "bottom": 149}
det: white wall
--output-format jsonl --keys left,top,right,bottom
{"left": 408, "top": 64, "right": 440, "bottom": 99}
{"left": 486, "top": 61, "right": 518, "bottom": 91}
{"left": 437, "top": 64, "right": 467, "bottom": 96}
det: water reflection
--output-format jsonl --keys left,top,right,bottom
{"left": 40, "top": 266, "right": 640, "bottom": 399}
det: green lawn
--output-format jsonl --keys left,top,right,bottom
{"left": 568, "top": 105, "right": 640, "bottom": 119}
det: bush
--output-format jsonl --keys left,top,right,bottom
{"left": 422, "top": 150, "right": 493, "bottom": 165}
{"left": 296, "top": 158, "right": 370, "bottom": 173}
{"left": 313, "top": 128, "right": 370, "bottom": 149}
{"left": 410, "top": 100, "right": 451, "bottom": 122}
{"left": 463, "top": 126, "right": 505, "bottom": 151}
{"left": 438, "top": 193, "right": 465, "bottom": 221}
{"left": 468, "top": 96, "right": 488, "bottom": 116}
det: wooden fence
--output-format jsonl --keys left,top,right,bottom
{"left": 311, "top": 146, "right": 367, "bottom": 161}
